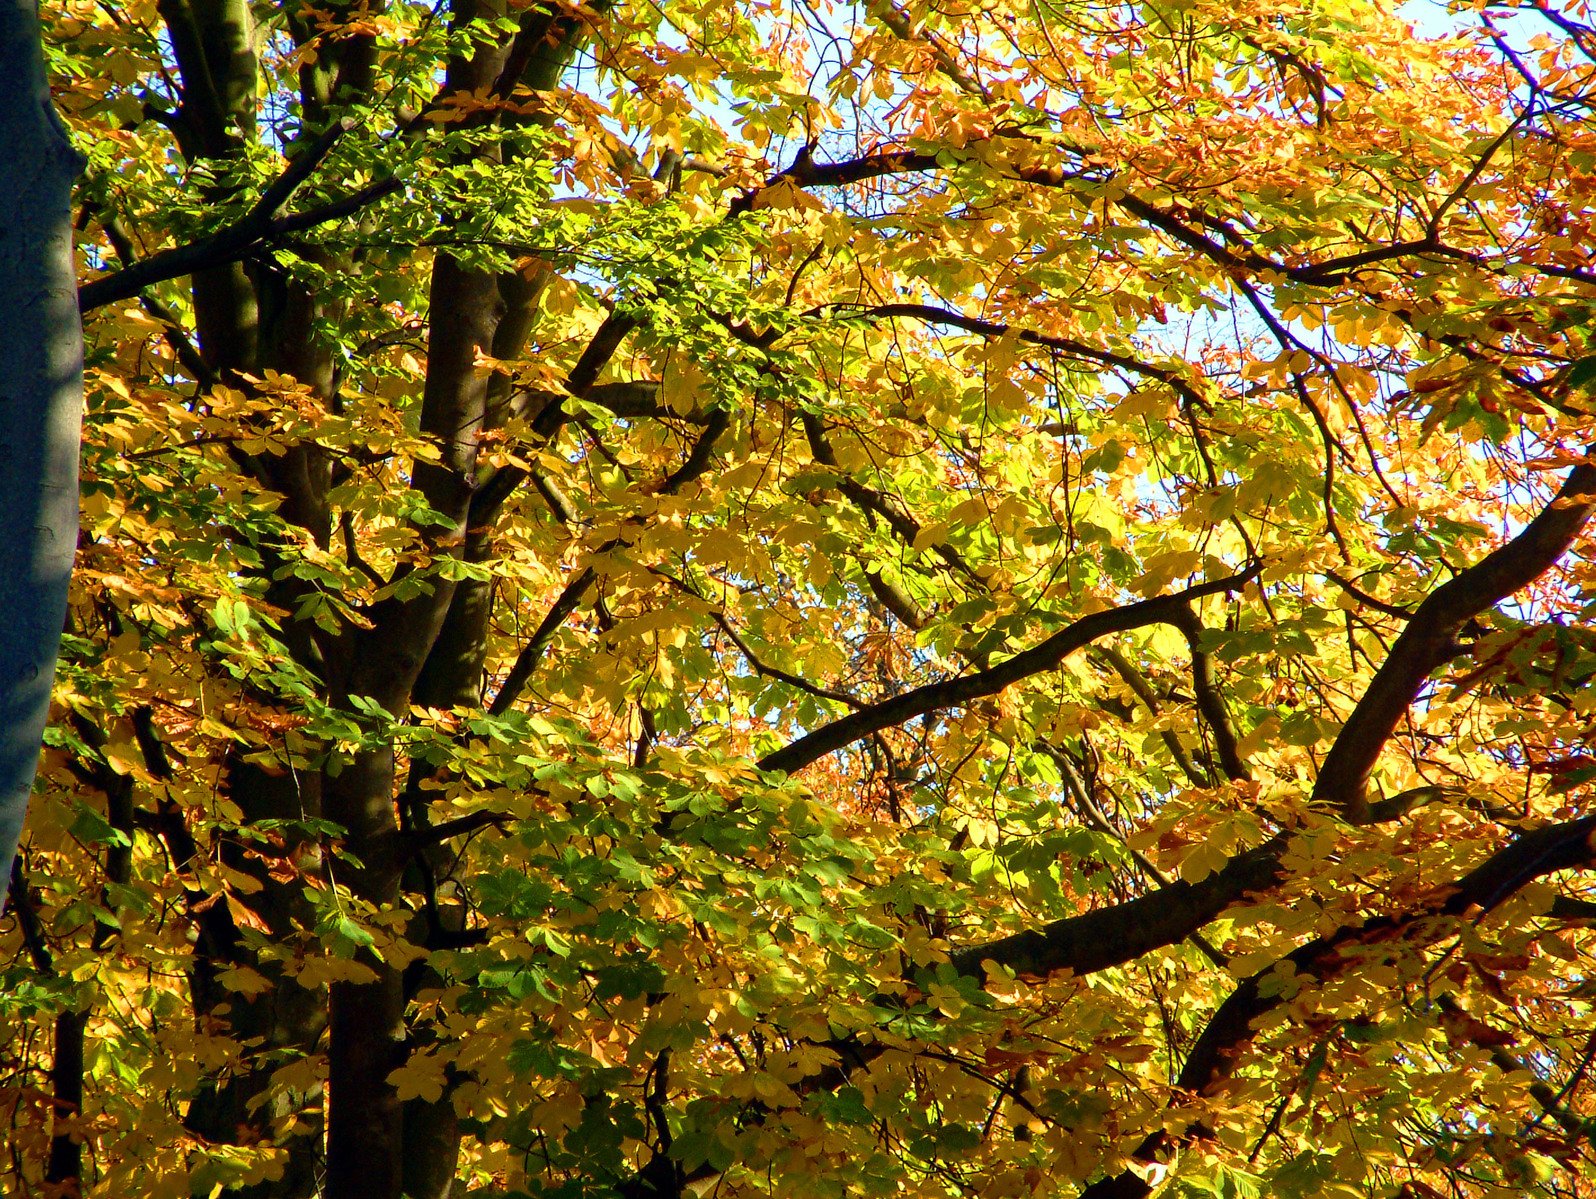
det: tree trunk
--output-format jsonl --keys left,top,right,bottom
{"left": 0, "top": 0, "right": 84, "bottom": 897}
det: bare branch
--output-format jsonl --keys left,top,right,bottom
{"left": 1092, "top": 645, "right": 1208, "bottom": 787}
{"left": 802, "top": 412, "right": 982, "bottom": 582}
{"left": 827, "top": 302, "right": 1211, "bottom": 410}
{"left": 711, "top": 611, "right": 863, "bottom": 710}
{"left": 1323, "top": 569, "right": 1412, "bottom": 620}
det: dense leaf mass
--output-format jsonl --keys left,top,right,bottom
{"left": 7, "top": 1, "right": 1596, "bottom": 1197}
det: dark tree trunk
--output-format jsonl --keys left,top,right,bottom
{"left": 47, "top": 744, "right": 133, "bottom": 1195}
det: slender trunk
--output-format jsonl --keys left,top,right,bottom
{"left": 317, "top": 4, "right": 513, "bottom": 1168}
{"left": 45, "top": 1009, "right": 86, "bottom": 1188}
{"left": 0, "top": 0, "right": 85, "bottom": 897}
{"left": 383, "top": 16, "right": 602, "bottom": 1192}
{"left": 185, "top": 758, "right": 328, "bottom": 1199}
{"left": 321, "top": 250, "right": 501, "bottom": 1199}
{"left": 183, "top": 263, "right": 334, "bottom": 1199}
{"left": 324, "top": 746, "right": 408, "bottom": 1199}
{"left": 396, "top": 265, "right": 549, "bottom": 1199}
{"left": 46, "top": 754, "right": 132, "bottom": 1193}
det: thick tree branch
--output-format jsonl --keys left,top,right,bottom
{"left": 1043, "top": 743, "right": 1228, "bottom": 967}
{"left": 533, "top": 312, "right": 639, "bottom": 437}
{"left": 6, "top": 858, "right": 54, "bottom": 974}
{"left": 467, "top": 313, "right": 643, "bottom": 529}
{"left": 656, "top": 408, "right": 730, "bottom": 495}
{"left": 91, "top": 0, "right": 600, "bottom": 321}
{"left": 1551, "top": 895, "right": 1596, "bottom": 920}
{"left": 728, "top": 147, "right": 942, "bottom": 216}
{"left": 864, "top": 570, "right": 929, "bottom": 629}
{"left": 950, "top": 830, "right": 1286, "bottom": 982}
{"left": 1315, "top": 459, "right": 1596, "bottom": 821}
{"left": 607, "top": 814, "right": 1596, "bottom": 1199}
{"left": 544, "top": 379, "right": 689, "bottom": 421}
{"left": 407, "top": 808, "right": 511, "bottom": 846}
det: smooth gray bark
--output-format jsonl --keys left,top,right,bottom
{"left": 0, "top": 0, "right": 84, "bottom": 899}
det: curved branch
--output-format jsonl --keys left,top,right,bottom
{"left": 469, "top": 316, "right": 643, "bottom": 528}
{"left": 722, "top": 141, "right": 1456, "bottom": 292}
{"left": 1041, "top": 743, "right": 1228, "bottom": 968}
{"left": 656, "top": 408, "right": 730, "bottom": 495}
{"left": 801, "top": 412, "right": 981, "bottom": 582}
{"left": 758, "top": 564, "right": 1261, "bottom": 775}
{"left": 712, "top": 611, "right": 862, "bottom": 709}
{"left": 605, "top": 816, "right": 1596, "bottom": 1199}
{"left": 828, "top": 302, "right": 1211, "bottom": 411}
{"left": 949, "top": 830, "right": 1287, "bottom": 982}
{"left": 487, "top": 564, "right": 597, "bottom": 717}
{"left": 486, "top": 403, "right": 731, "bottom": 716}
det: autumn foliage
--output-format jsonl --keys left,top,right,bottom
{"left": 7, "top": 0, "right": 1596, "bottom": 1197}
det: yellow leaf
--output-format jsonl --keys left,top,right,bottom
{"left": 388, "top": 1051, "right": 447, "bottom": 1104}
{"left": 291, "top": 956, "right": 380, "bottom": 989}
{"left": 216, "top": 966, "right": 272, "bottom": 997}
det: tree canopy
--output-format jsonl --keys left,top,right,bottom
{"left": 7, "top": 1, "right": 1596, "bottom": 1197}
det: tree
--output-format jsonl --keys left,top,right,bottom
{"left": 6, "top": 0, "right": 1596, "bottom": 1197}
{"left": 0, "top": 0, "right": 83, "bottom": 900}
